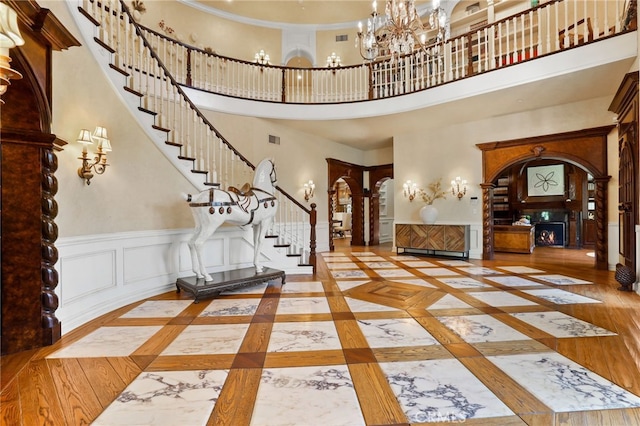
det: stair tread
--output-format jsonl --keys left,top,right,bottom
{"left": 152, "top": 124, "right": 171, "bottom": 133}
{"left": 191, "top": 170, "right": 208, "bottom": 175}
{"left": 165, "top": 141, "right": 183, "bottom": 147}
{"left": 138, "top": 106, "right": 157, "bottom": 116}
{"left": 273, "top": 244, "right": 290, "bottom": 248}
{"left": 95, "top": 37, "right": 116, "bottom": 54}
{"left": 178, "top": 156, "right": 195, "bottom": 161}
{"left": 204, "top": 182, "right": 221, "bottom": 187}
{"left": 286, "top": 254, "right": 302, "bottom": 257}
{"left": 124, "top": 86, "right": 143, "bottom": 97}
{"left": 109, "top": 63, "right": 128, "bottom": 76}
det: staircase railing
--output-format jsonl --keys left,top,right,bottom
{"left": 78, "top": 0, "right": 316, "bottom": 271}
{"left": 123, "top": 0, "right": 634, "bottom": 104}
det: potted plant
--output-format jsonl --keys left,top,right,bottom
{"left": 418, "top": 179, "right": 447, "bottom": 224}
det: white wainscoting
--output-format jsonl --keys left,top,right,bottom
{"left": 55, "top": 223, "right": 331, "bottom": 335}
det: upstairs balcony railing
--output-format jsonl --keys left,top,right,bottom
{"left": 132, "top": 0, "right": 635, "bottom": 104}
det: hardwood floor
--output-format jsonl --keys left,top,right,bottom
{"left": 3, "top": 244, "right": 640, "bottom": 425}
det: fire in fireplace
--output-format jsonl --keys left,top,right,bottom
{"left": 534, "top": 222, "right": 565, "bottom": 247}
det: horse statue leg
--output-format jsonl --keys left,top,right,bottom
{"left": 189, "top": 208, "right": 222, "bottom": 281}
{"left": 253, "top": 217, "right": 273, "bottom": 273}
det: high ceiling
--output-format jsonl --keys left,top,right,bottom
{"left": 190, "top": 0, "right": 432, "bottom": 25}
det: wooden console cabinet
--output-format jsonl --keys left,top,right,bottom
{"left": 494, "top": 225, "right": 535, "bottom": 253}
{"left": 396, "top": 224, "right": 470, "bottom": 257}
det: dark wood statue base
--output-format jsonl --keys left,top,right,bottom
{"left": 176, "top": 267, "right": 285, "bottom": 302}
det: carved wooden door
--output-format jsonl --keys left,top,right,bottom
{"left": 619, "top": 132, "right": 636, "bottom": 269}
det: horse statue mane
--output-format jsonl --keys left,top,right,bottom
{"left": 186, "top": 158, "right": 278, "bottom": 281}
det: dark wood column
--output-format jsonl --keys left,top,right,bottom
{"left": 1, "top": 1, "right": 79, "bottom": 355}
{"left": 594, "top": 176, "right": 611, "bottom": 270}
{"left": 481, "top": 183, "right": 495, "bottom": 260}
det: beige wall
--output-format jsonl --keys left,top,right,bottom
{"left": 393, "top": 96, "right": 618, "bottom": 224}
{"left": 140, "top": 2, "right": 282, "bottom": 63}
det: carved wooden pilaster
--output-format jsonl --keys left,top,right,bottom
{"left": 481, "top": 183, "right": 495, "bottom": 260}
{"left": 594, "top": 176, "right": 611, "bottom": 270}
{"left": 41, "top": 148, "right": 61, "bottom": 344}
{"left": 328, "top": 189, "right": 336, "bottom": 251}
{"left": 309, "top": 203, "right": 317, "bottom": 274}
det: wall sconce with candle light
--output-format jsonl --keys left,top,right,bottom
{"left": 303, "top": 180, "right": 315, "bottom": 202}
{"left": 254, "top": 49, "right": 270, "bottom": 65}
{"left": 77, "top": 126, "right": 112, "bottom": 185}
{"left": 0, "top": 2, "right": 25, "bottom": 104}
{"left": 451, "top": 176, "right": 467, "bottom": 199}
{"left": 403, "top": 180, "right": 418, "bottom": 201}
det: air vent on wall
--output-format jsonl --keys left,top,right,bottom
{"left": 335, "top": 34, "right": 348, "bottom": 42}
{"left": 268, "top": 134, "right": 280, "bottom": 145}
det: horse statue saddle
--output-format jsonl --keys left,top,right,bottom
{"left": 228, "top": 183, "right": 254, "bottom": 198}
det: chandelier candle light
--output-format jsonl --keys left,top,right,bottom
{"left": 403, "top": 180, "right": 418, "bottom": 201}
{"left": 355, "top": 0, "right": 447, "bottom": 63}
{"left": 304, "top": 180, "right": 315, "bottom": 202}
{"left": 254, "top": 49, "right": 270, "bottom": 65}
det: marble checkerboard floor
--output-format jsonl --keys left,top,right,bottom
{"left": 19, "top": 247, "right": 640, "bottom": 425}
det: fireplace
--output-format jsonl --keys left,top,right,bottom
{"left": 534, "top": 222, "right": 565, "bottom": 247}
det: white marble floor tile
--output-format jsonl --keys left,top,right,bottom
{"left": 277, "top": 297, "right": 331, "bottom": 315}
{"left": 120, "top": 301, "right": 193, "bottom": 318}
{"left": 496, "top": 266, "right": 546, "bottom": 274}
{"left": 522, "top": 288, "right": 602, "bottom": 304}
{"left": 361, "top": 261, "right": 398, "bottom": 268}
{"left": 47, "top": 326, "right": 162, "bottom": 358}
{"left": 400, "top": 260, "right": 439, "bottom": 268}
{"left": 161, "top": 324, "right": 250, "bottom": 355}
{"left": 457, "top": 267, "right": 504, "bottom": 276}
{"left": 335, "top": 280, "right": 371, "bottom": 291}
{"left": 325, "top": 262, "right": 360, "bottom": 269}
{"left": 199, "top": 299, "right": 260, "bottom": 317}
{"left": 436, "top": 314, "right": 531, "bottom": 342}
{"left": 321, "top": 252, "right": 350, "bottom": 257}
{"left": 357, "top": 318, "right": 440, "bottom": 347}
{"left": 437, "top": 260, "right": 475, "bottom": 266}
{"left": 487, "top": 352, "right": 640, "bottom": 412}
{"left": 466, "top": 291, "right": 539, "bottom": 307}
{"left": 427, "top": 295, "right": 473, "bottom": 310}
{"left": 267, "top": 321, "right": 342, "bottom": 352}
{"left": 485, "top": 276, "right": 547, "bottom": 288}
{"left": 280, "top": 281, "right": 325, "bottom": 293}
{"left": 92, "top": 370, "right": 227, "bottom": 426}
{"left": 345, "top": 297, "right": 400, "bottom": 312}
{"left": 251, "top": 366, "right": 365, "bottom": 426}
{"left": 417, "top": 268, "right": 460, "bottom": 277}
{"left": 437, "top": 277, "right": 492, "bottom": 289}
{"left": 390, "top": 278, "right": 436, "bottom": 288}
{"left": 330, "top": 270, "right": 370, "bottom": 279}
{"left": 530, "top": 274, "right": 592, "bottom": 285}
{"left": 220, "top": 282, "right": 267, "bottom": 295}
{"left": 355, "top": 255, "right": 388, "bottom": 262}
{"left": 388, "top": 255, "right": 420, "bottom": 260}
{"left": 379, "top": 359, "right": 514, "bottom": 422}
{"left": 511, "top": 311, "right": 617, "bottom": 337}
{"left": 374, "top": 268, "right": 416, "bottom": 278}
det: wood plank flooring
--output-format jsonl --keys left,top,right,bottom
{"left": 3, "top": 244, "right": 640, "bottom": 425}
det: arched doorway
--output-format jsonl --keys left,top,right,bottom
{"left": 477, "top": 127, "right": 613, "bottom": 269}
{"left": 327, "top": 159, "right": 365, "bottom": 250}
{"left": 369, "top": 163, "right": 394, "bottom": 246}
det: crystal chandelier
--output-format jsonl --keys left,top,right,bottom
{"left": 355, "top": 0, "right": 447, "bottom": 63}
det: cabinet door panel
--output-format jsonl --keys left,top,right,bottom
{"left": 395, "top": 224, "right": 412, "bottom": 247}
{"left": 445, "top": 226, "right": 467, "bottom": 251}
{"left": 427, "top": 226, "right": 445, "bottom": 250}
{"left": 411, "top": 225, "right": 429, "bottom": 248}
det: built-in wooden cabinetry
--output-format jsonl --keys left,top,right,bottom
{"left": 396, "top": 224, "right": 470, "bottom": 257}
{"left": 494, "top": 225, "right": 535, "bottom": 253}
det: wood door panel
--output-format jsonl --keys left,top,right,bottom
{"left": 411, "top": 225, "right": 429, "bottom": 248}
{"left": 445, "top": 226, "right": 467, "bottom": 251}
{"left": 427, "top": 226, "right": 445, "bottom": 250}
{"left": 395, "top": 224, "right": 411, "bottom": 247}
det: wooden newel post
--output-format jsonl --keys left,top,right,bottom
{"left": 309, "top": 203, "right": 317, "bottom": 274}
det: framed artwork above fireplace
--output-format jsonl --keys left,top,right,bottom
{"left": 527, "top": 164, "right": 565, "bottom": 197}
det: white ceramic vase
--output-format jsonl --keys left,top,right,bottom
{"left": 420, "top": 205, "right": 438, "bottom": 224}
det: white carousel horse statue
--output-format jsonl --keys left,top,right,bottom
{"left": 186, "top": 158, "right": 278, "bottom": 281}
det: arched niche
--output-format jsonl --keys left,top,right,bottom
{"left": 477, "top": 126, "right": 614, "bottom": 270}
